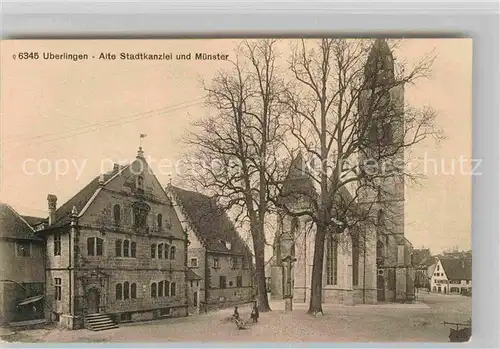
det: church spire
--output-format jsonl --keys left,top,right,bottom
{"left": 364, "top": 39, "right": 395, "bottom": 85}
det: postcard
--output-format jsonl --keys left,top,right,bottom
{"left": 0, "top": 38, "right": 472, "bottom": 343}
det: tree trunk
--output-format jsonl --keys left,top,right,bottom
{"left": 308, "top": 223, "right": 327, "bottom": 314}
{"left": 253, "top": 240, "right": 271, "bottom": 312}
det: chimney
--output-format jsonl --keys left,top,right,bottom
{"left": 98, "top": 173, "right": 105, "bottom": 186}
{"left": 47, "top": 194, "right": 58, "bottom": 225}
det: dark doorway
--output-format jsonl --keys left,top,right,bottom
{"left": 377, "top": 275, "right": 385, "bottom": 301}
{"left": 87, "top": 288, "right": 100, "bottom": 314}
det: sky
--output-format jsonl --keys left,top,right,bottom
{"left": 0, "top": 39, "right": 472, "bottom": 255}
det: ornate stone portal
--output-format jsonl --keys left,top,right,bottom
{"left": 78, "top": 269, "right": 110, "bottom": 315}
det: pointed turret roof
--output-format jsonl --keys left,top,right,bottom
{"left": 280, "top": 152, "right": 317, "bottom": 201}
{"left": 364, "top": 39, "right": 395, "bottom": 84}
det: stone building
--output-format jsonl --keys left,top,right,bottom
{"left": 271, "top": 39, "right": 415, "bottom": 306}
{"left": 0, "top": 204, "right": 46, "bottom": 325}
{"left": 167, "top": 185, "right": 254, "bottom": 311}
{"left": 34, "top": 147, "right": 189, "bottom": 330}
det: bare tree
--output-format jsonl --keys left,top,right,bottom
{"left": 181, "top": 39, "right": 288, "bottom": 312}
{"left": 269, "top": 39, "right": 442, "bottom": 315}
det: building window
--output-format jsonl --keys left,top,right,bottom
{"left": 219, "top": 276, "right": 227, "bottom": 289}
{"left": 326, "top": 235, "right": 338, "bottom": 285}
{"left": 170, "top": 246, "right": 176, "bottom": 260}
{"left": 236, "top": 276, "right": 243, "bottom": 288}
{"left": 243, "top": 258, "right": 249, "bottom": 269}
{"left": 96, "top": 238, "right": 103, "bottom": 256}
{"left": 164, "top": 244, "right": 170, "bottom": 259}
{"left": 151, "top": 244, "right": 156, "bottom": 258}
{"left": 170, "top": 282, "right": 176, "bottom": 296}
{"left": 190, "top": 258, "right": 198, "bottom": 267}
{"left": 158, "top": 281, "right": 164, "bottom": 297}
{"left": 54, "top": 278, "right": 62, "bottom": 301}
{"left": 158, "top": 244, "right": 163, "bottom": 259}
{"left": 116, "top": 284, "right": 122, "bottom": 300}
{"left": 113, "top": 204, "right": 121, "bottom": 224}
{"left": 352, "top": 233, "right": 359, "bottom": 286}
{"left": 87, "top": 238, "right": 94, "bottom": 256}
{"left": 437, "top": 265, "right": 440, "bottom": 271}
{"left": 131, "top": 242, "right": 136, "bottom": 258}
{"left": 16, "top": 241, "right": 31, "bottom": 257}
{"left": 151, "top": 283, "right": 157, "bottom": 298}
{"left": 131, "top": 283, "right": 137, "bottom": 299}
{"left": 87, "top": 237, "right": 104, "bottom": 256}
{"left": 157, "top": 214, "right": 163, "bottom": 229}
{"left": 231, "top": 257, "right": 239, "bottom": 269}
{"left": 165, "top": 281, "right": 170, "bottom": 297}
{"left": 121, "top": 240, "right": 128, "bottom": 257}
{"left": 213, "top": 258, "right": 220, "bottom": 269}
{"left": 115, "top": 240, "right": 122, "bottom": 257}
{"left": 123, "top": 281, "right": 130, "bottom": 300}
{"left": 54, "top": 232, "right": 61, "bottom": 256}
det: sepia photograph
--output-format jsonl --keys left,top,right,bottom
{"left": 0, "top": 38, "right": 472, "bottom": 343}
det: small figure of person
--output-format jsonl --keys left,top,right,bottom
{"left": 233, "top": 306, "right": 240, "bottom": 319}
{"left": 250, "top": 301, "right": 259, "bottom": 323}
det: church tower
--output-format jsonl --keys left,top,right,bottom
{"left": 359, "top": 39, "right": 413, "bottom": 303}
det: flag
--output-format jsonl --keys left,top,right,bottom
{"left": 140, "top": 134, "right": 147, "bottom": 138}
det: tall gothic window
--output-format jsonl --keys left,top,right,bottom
{"left": 326, "top": 235, "right": 338, "bottom": 285}
{"left": 352, "top": 233, "right": 360, "bottom": 286}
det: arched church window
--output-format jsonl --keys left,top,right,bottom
{"left": 326, "top": 234, "right": 338, "bottom": 285}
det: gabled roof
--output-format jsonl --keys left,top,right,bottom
{"left": 186, "top": 268, "right": 203, "bottom": 281}
{"left": 0, "top": 203, "right": 42, "bottom": 240}
{"left": 21, "top": 215, "right": 45, "bottom": 227}
{"left": 281, "top": 152, "right": 317, "bottom": 201}
{"left": 168, "top": 185, "right": 252, "bottom": 256}
{"left": 440, "top": 258, "right": 472, "bottom": 281}
{"left": 46, "top": 164, "right": 130, "bottom": 229}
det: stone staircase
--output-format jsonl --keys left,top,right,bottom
{"left": 84, "top": 313, "right": 119, "bottom": 331}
